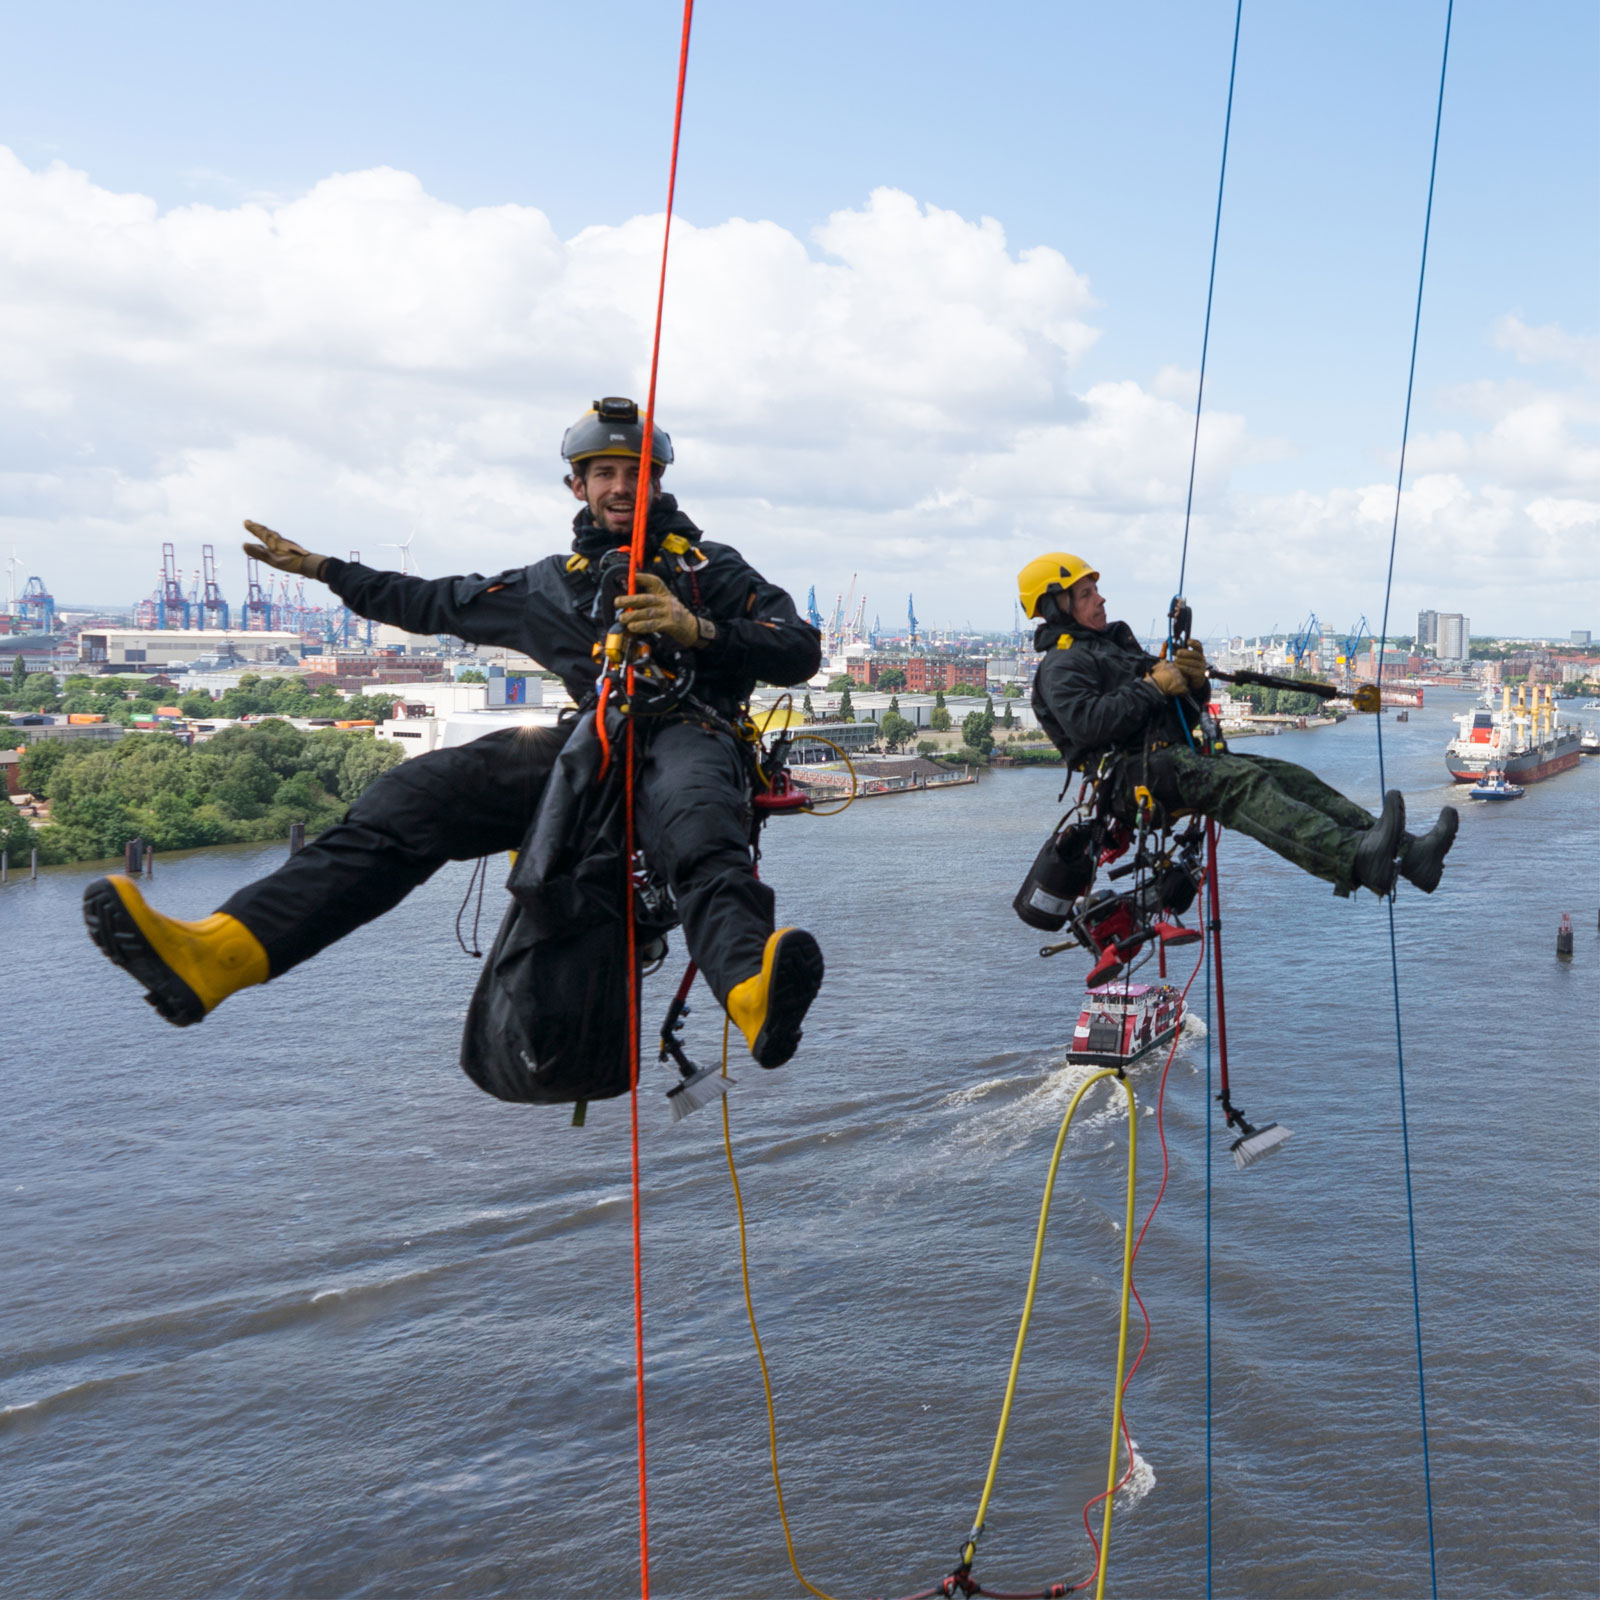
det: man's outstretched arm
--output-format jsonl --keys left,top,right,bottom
{"left": 242, "top": 520, "right": 532, "bottom": 649}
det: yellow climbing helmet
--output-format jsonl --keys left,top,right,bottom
{"left": 1017, "top": 552, "right": 1098, "bottom": 620}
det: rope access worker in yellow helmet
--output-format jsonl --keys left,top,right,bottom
{"left": 1019, "top": 553, "right": 1458, "bottom": 899}
{"left": 83, "top": 400, "right": 827, "bottom": 1082}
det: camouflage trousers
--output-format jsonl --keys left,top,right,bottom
{"left": 1141, "top": 746, "right": 1377, "bottom": 894}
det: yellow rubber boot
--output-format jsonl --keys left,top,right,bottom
{"left": 725, "top": 927, "right": 825, "bottom": 1069}
{"left": 82, "top": 875, "right": 270, "bottom": 1026}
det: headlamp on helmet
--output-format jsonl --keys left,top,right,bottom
{"left": 560, "top": 397, "right": 675, "bottom": 471}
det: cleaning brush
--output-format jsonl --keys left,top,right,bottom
{"left": 1230, "top": 1119, "right": 1292, "bottom": 1170}
{"left": 666, "top": 1065, "right": 735, "bottom": 1123}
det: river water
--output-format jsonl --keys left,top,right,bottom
{"left": 2, "top": 689, "right": 1595, "bottom": 1600}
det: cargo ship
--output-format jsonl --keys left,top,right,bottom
{"left": 1445, "top": 684, "right": 1581, "bottom": 784}
{"left": 1068, "top": 982, "right": 1185, "bottom": 1067}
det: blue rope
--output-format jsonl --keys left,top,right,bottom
{"left": 1190, "top": 11, "right": 1243, "bottom": 1598}
{"left": 1177, "top": 0, "right": 1244, "bottom": 603}
{"left": 1372, "top": 6, "right": 1453, "bottom": 1598}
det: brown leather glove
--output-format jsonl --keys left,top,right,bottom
{"left": 1174, "top": 642, "right": 1209, "bottom": 691}
{"left": 614, "top": 572, "right": 714, "bottom": 648}
{"left": 1149, "top": 659, "right": 1188, "bottom": 696}
{"left": 242, "top": 520, "right": 329, "bottom": 581}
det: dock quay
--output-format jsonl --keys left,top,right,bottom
{"left": 789, "top": 755, "right": 977, "bottom": 801}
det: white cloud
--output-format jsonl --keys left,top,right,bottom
{"left": 1493, "top": 314, "right": 1600, "bottom": 381}
{"left": 0, "top": 147, "right": 1592, "bottom": 636}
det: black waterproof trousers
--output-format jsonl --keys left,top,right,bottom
{"left": 217, "top": 722, "right": 775, "bottom": 1002}
{"left": 1143, "top": 747, "right": 1377, "bottom": 894}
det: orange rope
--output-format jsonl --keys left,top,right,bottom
{"left": 620, "top": 6, "right": 695, "bottom": 1595}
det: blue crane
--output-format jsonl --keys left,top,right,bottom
{"left": 806, "top": 585, "right": 823, "bottom": 631}
{"left": 1336, "top": 614, "right": 1373, "bottom": 682}
{"left": 907, "top": 593, "right": 919, "bottom": 648}
{"left": 1284, "top": 611, "right": 1320, "bottom": 671}
{"left": 15, "top": 575, "right": 56, "bottom": 634}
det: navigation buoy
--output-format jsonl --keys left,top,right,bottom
{"left": 1556, "top": 913, "right": 1574, "bottom": 959}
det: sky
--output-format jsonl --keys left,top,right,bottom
{"left": 1, "top": 0, "right": 1595, "bottom": 639}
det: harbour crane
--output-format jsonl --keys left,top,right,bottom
{"left": 14, "top": 575, "right": 56, "bottom": 634}
{"left": 242, "top": 558, "right": 276, "bottom": 632}
{"left": 157, "top": 542, "right": 190, "bottom": 630}
{"left": 1284, "top": 611, "right": 1321, "bottom": 672}
{"left": 805, "top": 585, "right": 823, "bottom": 632}
{"left": 907, "top": 593, "right": 918, "bottom": 648}
{"left": 200, "top": 544, "right": 230, "bottom": 631}
{"left": 1335, "top": 614, "right": 1373, "bottom": 687}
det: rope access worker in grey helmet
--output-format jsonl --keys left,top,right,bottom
{"left": 83, "top": 400, "right": 827, "bottom": 1072}
{"left": 1020, "top": 552, "right": 1458, "bottom": 900}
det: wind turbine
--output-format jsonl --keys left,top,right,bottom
{"left": 385, "top": 532, "right": 420, "bottom": 576}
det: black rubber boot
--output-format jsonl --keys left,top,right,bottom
{"left": 1351, "top": 790, "right": 1406, "bottom": 897}
{"left": 1399, "top": 805, "right": 1459, "bottom": 894}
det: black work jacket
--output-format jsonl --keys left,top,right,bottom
{"left": 1031, "top": 618, "right": 1207, "bottom": 772}
{"left": 322, "top": 495, "right": 821, "bottom": 719}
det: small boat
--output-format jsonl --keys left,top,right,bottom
{"left": 1580, "top": 726, "right": 1599, "bottom": 754}
{"left": 1395, "top": 710, "right": 1408, "bottom": 721}
{"left": 1068, "top": 981, "right": 1186, "bottom": 1066}
{"left": 1468, "top": 767, "right": 1524, "bottom": 801}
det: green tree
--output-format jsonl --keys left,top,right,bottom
{"left": 340, "top": 693, "right": 400, "bottom": 722}
{"left": 876, "top": 667, "right": 907, "bottom": 692}
{"left": 18, "top": 740, "right": 68, "bottom": 796}
{"left": 961, "top": 708, "right": 995, "bottom": 755}
{"left": 0, "top": 803, "right": 36, "bottom": 859}
{"left": 826, "top": 673, "right": 856, "bottom": 693}
{"left": 838, "top": 683, "right": 855, "bottom": 722}
{"left": 934, "top": 689, "right": 946, "bottom": 710}
{"left": 916, "top": 740, "right": 937, "bottom": 756}
{"left": 25, "top": 724, "right": 401, "bottom": 864}
{"left": 879, "top": 710, "right": 915, "bottom": 752}
{"left": 1001, "top": 700, "right": 1015, "bottom": 728}
{"left": 802, "top": 692, "right": 814, "bottom": 718}
{"left": 10, "top": 655, "right": 25, "bottom": 694}
{"left": 456, "top": 669, "right": 486, "bottom": 683}
{"left": 929, "top": 706, "right": 952, "bottom": 732}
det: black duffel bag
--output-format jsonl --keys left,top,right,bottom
{"left": 459, "top": 710, "right": 676, "bottom": 1105}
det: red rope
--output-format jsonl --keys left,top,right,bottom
{"left": 1077, "top": 918, "right": 1210, "bottom": 1580}
{"left": 619, "top": 7, "right": 695, "bottom": 1595}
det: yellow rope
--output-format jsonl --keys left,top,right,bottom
{"left": 722, "top": 1027, "right": 1141, "bottom": 1599}
{"left": 959, "top": 1066, "right": 1139, "bottom": 1600}
{"left": 719, "top": 1016, "right": 843, "bottom": 1600}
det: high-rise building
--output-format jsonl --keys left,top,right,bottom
{"left": 1572, "top": 629, "right": 1592, "bottom": 646}
{"left": 1437, "top": 613, "right": 1469, "bottom": 661}
{"left": 1417, "top": 609, "right": 1439, "bottom": 649}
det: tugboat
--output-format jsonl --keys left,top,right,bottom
{"left": 1445, "top": 683, "right": 1581, "bottom": 784}
{"left": 1068, "top": 982, "right": 1186, "bottom": 1066}
{"left": 1580, "top": 725, "right": 1600, "bottom": 755}
{"left": 1467, "top": 766, "right": 1524, "bottom": 801}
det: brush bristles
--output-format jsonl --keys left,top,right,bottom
{"left": 1231, "top": 1122, "right": 1292, "bottom": 1170}
{"left": 666, "top": 1068, "right": 735, "bottom": 1123}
